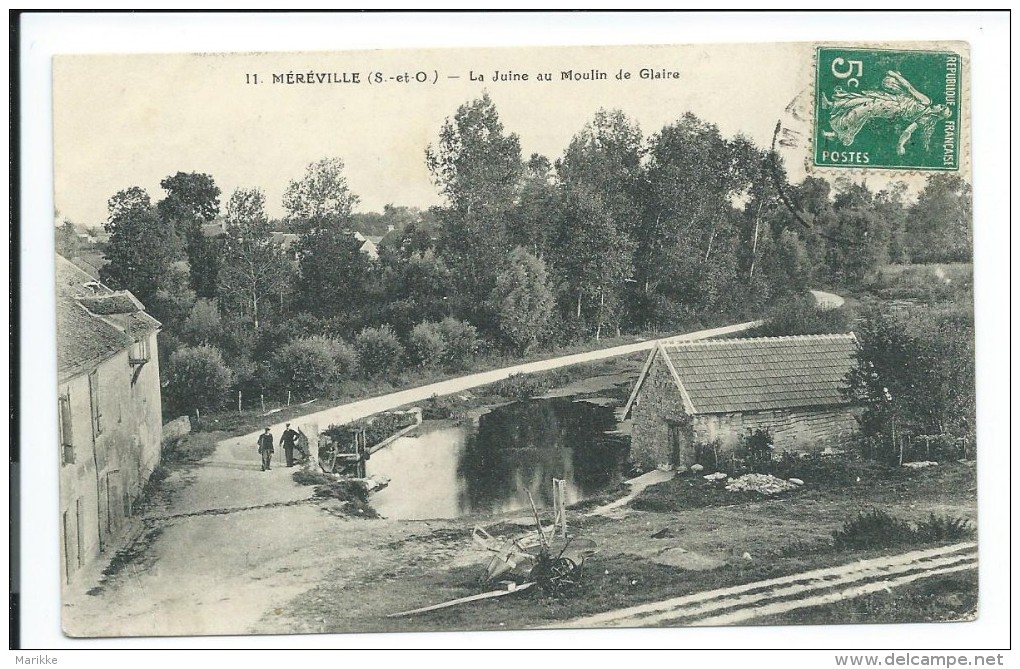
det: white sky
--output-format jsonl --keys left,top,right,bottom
{"left": 56, "top": 42, "right": 830, "bottom": 226}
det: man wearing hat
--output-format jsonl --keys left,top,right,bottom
{"left": 257, "top": 427, "right": 275, "bottom": 471}
{"left": 281, "top": 423, "right": 300, "bottom": 467}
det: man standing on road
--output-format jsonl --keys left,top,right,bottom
{"left": 281, "top": 423, "right": 299, "bottom": 467}
{"left": 257, "top": 428, "right": 275, "bottom": 471}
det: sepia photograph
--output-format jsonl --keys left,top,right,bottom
{"left": 26, "top": 17, "right": 1005, "bottom": 649}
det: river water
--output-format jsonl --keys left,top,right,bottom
{"left": 367, "top": 397, "right": 630, "bottom": 520}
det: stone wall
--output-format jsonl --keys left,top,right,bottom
{"left": 629, "top": 353, "right": 688, "bottom": 470}
{"left": 693, "top": 406, "right": 860, "bottom": 455}
{"left": 162, "top": 416, "right": 192, "bottom": 448}
{"left": 628, "top": 349, "right": 860, "bottom": 470}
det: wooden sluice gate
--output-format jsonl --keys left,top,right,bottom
{"left": 319, "top": 428, "right": 369, "bottom": 477}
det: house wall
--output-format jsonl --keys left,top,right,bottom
{"left": 58, "top": 331, "right": 162, "bottom": 586}
{"left": 692, "top": 406, "right": 860, "bottom": 454}
{"left": 629, "top": 352, "right": 859, "bottom": 471}
{"left": 629, "top": 354, "right": 688, "bottom": 470}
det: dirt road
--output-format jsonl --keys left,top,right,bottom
{"left": 553, "top": 542, "right": 978, "bottom": 629}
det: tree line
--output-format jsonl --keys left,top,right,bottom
{"left": 70, "top": 93, "right": 972, "bottom": 416}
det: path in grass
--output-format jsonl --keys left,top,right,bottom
{"left": 552, "top": 542, "right": 977, "bottom": 629}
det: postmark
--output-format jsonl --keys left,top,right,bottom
{"left": 814, "top": 46, "right": 963, "bottom": 170}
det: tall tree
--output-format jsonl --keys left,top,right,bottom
{"left": 100, "top": 186, "right": 182, "bottom": 304}
{"left": 635, "top": 113, "right": 745, "bottom": 323}
{"left": 551, "top": 188, "right": 635, "bottom": 339}
{"left": 293, "top": 229, "right": 377, "bottom": 324}
{"left": 426, "top": 94, "right": 523, "bottom": 311}
{"left": 55, "top": 220, "right": 82, "bottom": 258}
{"left": 488, "top": 247, "right": 555, "bottom": 354}
{"left": 425, "top": 92, "right": 522, "bottom": 216}
{"left": 904, "top": 174, "right": 973, "bottom": 263}
{"left": 282, "top": 157, "right": 359, "bottom": 232}
{"left": 217, "top": 188, "right": 289, "bottom": 330}
{"left": 157, "top": 172, "right": 221, "bottom": 296}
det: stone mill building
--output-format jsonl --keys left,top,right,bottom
{"left": 623, "top": 334, "right": 860, "bottom": 471}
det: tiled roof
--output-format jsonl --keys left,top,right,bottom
{"left": 660, "top": 334, "right": 858, "bottom": 414}
{"left": 55, "top": 255, "right": 160, "bottom": 381}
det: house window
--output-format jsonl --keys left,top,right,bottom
{"left": 129, "top": 337, "right": 150, "bottom": 364}
{"left": 58, "top": 393, "right": 74, "bottom": 464}
{"left": 88, "top": 370, "right": 102, "bottom": 438}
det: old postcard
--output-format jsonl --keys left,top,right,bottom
{"left": 52, "top": 41, "right": 976, "bottom": 638}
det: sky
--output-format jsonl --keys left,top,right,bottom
{"left": 53, "top": 42, "right": 851, "bottom": 227}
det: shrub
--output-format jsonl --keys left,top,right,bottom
{"left": 832, "top": 509, "right": 913, "bottom": 551}
{"left": 914, "top": 514, "right": 974, "bottom": 543}
{"left": 180, "top": 298, "right": 221, "bottom": 346}
{"left": 355, "top": 325, "right": 405, "bottom": 377}
{"left": 743, "top": 429, "right": 775, "bottom": 472}
{"left": 164, "top": 345, "right": 234, "bottom": 414}
{"left": 420, "top": 393, "right": 464, "bottom": 420}
{"left": 271, "top": 335, "right": 349, "bottom": 395}
{"left": 437, "top": 317, "right": 478, "bottom": 369}
{"left": 758, "top": 293, "right": 852, "bottom": 337}
{"left": 405, "top": 321, "right": 446, "bottom": 368}
{"left": 488, "top": 372, "right": 546, "bottom": 399}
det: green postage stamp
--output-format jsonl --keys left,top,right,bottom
{"left": 814, "top": 46, "right": 963, "bottom": 170}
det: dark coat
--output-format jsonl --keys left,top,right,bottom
{"left": 257, "top": 433, "right": 274, "bottom": 453}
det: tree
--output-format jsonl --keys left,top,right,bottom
{"left": 551, "top": 187, "right": 635, "bottom": 338}
{"left": 426, "top": 94, "right": 523, "bottom": 309}
{"left": 100, "top": 186, "right": 183, "bottom": 304}
{"left": 405, "top": 321, "right": 447, "bottom": 368}
{"left": 181, "top": 298, "right": 222, "bottom": 346}
{"left": 845, "top": 307, "right": 975, "bottom": 454}
{"left": 437, "top": 317, "right": 479, "bottom": 370}
{"left": 217, "top": 188, "right": 290, "bottom": 330}
{"left": 904, "top": 174, "right": 973, "bottom": 263}
{"left": 271, "top": 335, "right": 355, "bottom": 395}
{"left": 354, "top": 325, "right": 404, "bottom": 377}
{"left": 157, "top": 172, "right": 221, "bottom": 296}
{"left": 164, "top": 345, "right": 234, "bottom": 414}
{"left": 294, "top": 229, "right": 377, "bottom": 322}
{"left": 282, "top": 157, "right": 359, "bottom": 232}
{"left": 55, "top": 220, "right": 82, "bottom": 258}
{"left": 425, "top": 92, "right": 522, "bottom": 215}
{"left": 488, "top": 248, "right": 555, "bottom": 353}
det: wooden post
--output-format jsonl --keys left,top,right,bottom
{"left": 195, "top": 408, "right": 200, "bottom": 426}
{"left": 260, "top": 394, "right": 265, "bottom": 413}
{"left": 238, "top": 391, "right": 242, "bottom": 414}
{"left": 287, "top": 390, "right": 292, "bottom": 406}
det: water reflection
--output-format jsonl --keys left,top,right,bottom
{"left": 368, "top": 398, "right": 629, "bottom": 520}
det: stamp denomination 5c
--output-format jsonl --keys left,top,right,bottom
{"left": 814, "top": 46, "right": 963, "bottom": 170}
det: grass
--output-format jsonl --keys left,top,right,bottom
{"left": 162, "top": 432, "right": 218, "bottom": 464}
{"left": 750, "top": 571, "right": 978, "bottom": 625}
{"left": 291, "top": 469, "right": 379, "bottom": 519}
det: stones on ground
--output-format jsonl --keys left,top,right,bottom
{"left": 703, "top": 472, "right": 728, "bottom": 481}
{"left": 788, "top": 478, "right": 805, "bottom": 486}
{"left": 742, "top": 552, "right": 753, "bottom": 561}
{"left": 691, "top": 464, "right": 704, "bottom": 473}
{"left": 902, "top": 461, "right": 939, "bottom": 469}
{"left": 651, "top": 527, "right": 677, "bottom": 539}
{"left": 725, "top": 473, "right": 798, "bottom": 495}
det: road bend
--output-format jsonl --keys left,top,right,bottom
{"left": 552, "top": 542, "right": 977, "bottom": 629}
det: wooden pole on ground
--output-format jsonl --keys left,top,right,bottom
{"left": 238, "top": 391, "right": 242, "bottom": 414}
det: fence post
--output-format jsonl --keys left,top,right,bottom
{"left": 238, "top": 391, "right": 242, "bottom": 414}
{"left": 261, "top": 394, "right": 265, "bottom": 413}
{"left": 287, "top": 390, "right": 292, "bottom": 406}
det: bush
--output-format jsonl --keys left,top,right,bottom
{"left": 180, "top": 298, "right": 221, "bottom": 346}
{"left": 743, "top": 429, "right": 775, "bottom": 472}
{"left": 405, "top": 321, "right": 446, "bottom": 368}
{"left": 832, "top": 509, "right": 913, "bottom": 551}
{"left": 164, "top": 345, "right": 234, "bottom": 414}
{"left": 488, "top": 372, "right": 546, "bottom": 399}
{"left": 271, "top": 335, "right": 350, "bottom": 395}
{"left": 355, "top": 325, "right": 405, "bottom": 377}
{"left": 914, "top": 514, "right": 973, "bottom": 543}
{"left": 420, "top": 393, "right": 465, "bottom": 420}
{"left": 437, "top": 317, "right": 478, "bottom": 370}
{"left": 758, "top": 293, "right": 853, "bottom": 337}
